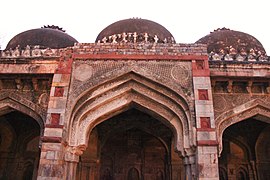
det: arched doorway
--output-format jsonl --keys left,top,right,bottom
{"left": 76, "top": 109, "right": 184, "bottom": 180}
{"left": 0, "top": 111, "right": 41, "bottom": 180}
{"left": 219, "top": 117, "right": 270, "bottom": 180}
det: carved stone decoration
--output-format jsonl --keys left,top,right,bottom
{"left": 12, "top": 46, "right": 20, "bottom": 57}
{"left": 171, "top": 65, "right": 190, "bottom": 87}
{"left": 44, "top": 48, "right": 54, "bottom": 56}
{"left": 122, "top": 32, "right": 127, "bottom": 43}
{"left": 38, "top": 93, "right": 49, "bottom": 108}
{"left": 133, "top": 32, "right": 138, "bottom": 43}
{"left": 233, "top": 95, "right": 251, "bottom": 107}
{"left": 102, "top": 37, "right": 107, "bottom": 43}
{"left": 32, "top": 45, "right": 42, "bottom": 57}
{"left": 15, "top": 78, "right": 23, "bottom": 90}
{"left": 144, "top": 33, "right": 148, "bottom": 43}
{"left": 112, "top": 34, "right": 117, "bottom": 43}
{"left": 73, "top": 64, "right": 93, "bottom": 82}
{"left": 213, "top": 95, "right": 227, "bottom": 112}
{"left": 22, "top": 45, "right": 31, "bottom": 57}
{"left": 154, "top": 35, "right": 159, "bottom": 43}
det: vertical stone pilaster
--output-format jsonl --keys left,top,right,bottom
{"left": 192, "top": 59, "right": 219, "bottom": 180}
{"left": 37, "top": 48, "right": 74, "bottom": 179}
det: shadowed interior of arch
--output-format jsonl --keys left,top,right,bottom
{"left": 76, "top": 109, "right": 185, "bottom": 179}
{"left": 219, "top": 117, "right": 270, "bottom": 179}
{"left": 0, "top": 111, "right": 41, "bottom": 180}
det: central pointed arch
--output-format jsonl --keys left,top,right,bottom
{"left": 67, "top": 71, "right": 194, "bottom": 155}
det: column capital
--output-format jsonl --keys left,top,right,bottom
{"left": 64, "top": 145, "right": 86, "bottom": 162}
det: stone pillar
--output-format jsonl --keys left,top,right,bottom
{"left": 64, "top": 145, "right": 85, "bottom": 180}
{"left": 184, "top": 155, "right": 196, "bottom": 180}
{"left": 192, "top": 59, "right": 219, "bottom": 179}
{"left": 65, "top": 151, "right": 80, "bottom": 180}
{"left": 37, "top": 141, "right": 65, "bottom": 180}
{"left": 184, "top": 156, "right": 192, "bottom": 180}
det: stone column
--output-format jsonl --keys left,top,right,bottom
{"left": 184, "top": 156, "right": 191, "bottom": 180}
{"left": 184, "top": 154, "right": 196, "bottom": 180}
{"left": 64, "top": 145, "right": 85, "bottom": 180}
{"left": 65, "top": 153, "right": 79, "bottom": 180}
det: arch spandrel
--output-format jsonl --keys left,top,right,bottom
{"left": 66, "top": 71, "right": 194, "bottom": 156}
{"left": 216, "top": 99, "right": 270, "bottom": 155}
{"left": 68, "top": 61, "right": 193, "bottom": 114}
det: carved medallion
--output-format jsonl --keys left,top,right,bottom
{"left": 74, "top": 64, "right": 93, "bottom": 82}
{"left": 171, "top": 65, "right": 190, "bottom": 86}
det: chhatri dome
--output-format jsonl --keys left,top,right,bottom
{"left": 96, "top": 18, "right": 175, "bottom": 43}
{"left": 196, "top": 28, "right": 266, "bottom": 55}
{"left": 6, "top": 25, "right": 78, "bottom": 50}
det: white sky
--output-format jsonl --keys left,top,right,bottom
{"left": 1, "top": 0, "right": 269, "bottom": 54}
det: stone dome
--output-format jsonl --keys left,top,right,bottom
{"left": 96, "top": 18, "right": 175, "bottom": 43}
{"left": 196, "top": 28, "right": 266, "bottom": 55}
{"left": 6, "top": 26, "right": 78, "bottom": 50}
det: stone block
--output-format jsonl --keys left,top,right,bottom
{"left": 50, "top": 87, "right": 55, "bottom": 97}
{"left": 44, "top": 128, "right": 63, "bottom": 137}
{"left": 40, "top": 151, "right": 47, "bottom": 159}
{"left": 195, "top": 104, "right": 214, "bottom": 114}
{"left": 47, "top": 108, "right": 65, "bottom": 114}
{"left": 52, "top": 74, "right": 62, "bottom": 83}
{"left": 199, "top": 146, "right": 218, "bottom": 155}
{"left": 200, "top": 117, "right": 211, "bottom": 128}
{"left": 198, "top": 163, "right": 219, "bottom": 179}
{"left": 54, "top": 87, "right": 64, "bottom": 97}
{"left": 61, "top": 74, "right": 71, "bottom": 83}
{"left": 50, "top": 113, "right": 60, "bottom": 125}
{"left": 193, "top": 77, "right": 211, "bottom": 87}
{"left": 197, "top": 131, "right": 216, "bottom": 141}
{"left": 46, "top": 151, "right": 55, "bottom": 160}
{"left": 198, "top": 89, "right": 209, "bottom": 100}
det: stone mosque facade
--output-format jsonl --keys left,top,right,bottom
{"left": 0, "top": 18, "right": 269, "bottom": 180}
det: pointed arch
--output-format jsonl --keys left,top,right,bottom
{"left": 0, "top": 92, "right": 45, "bottom": 131}
{"left": 67, "top": 72, "right": 194, "bottom": 155}
{"left": 216, "top": 99, "right": 270, "bottom": 154}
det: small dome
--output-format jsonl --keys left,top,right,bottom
{"left": 196, "top": 28, "right": 266, "bottom": 55}
{"left": 96, "top": 18, "right": 175, "bottom": 43}
{"left": 6, "top": 26, "right": 78, "bottom": 50}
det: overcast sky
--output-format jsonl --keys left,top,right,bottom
{"left": 1, "top": 0, "right": 269, "bottom": 54}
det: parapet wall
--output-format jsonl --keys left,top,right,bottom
{"left": 1, "top": 42, "right": 269, "bottom": 63}
{"left": 73, "top": 43, "right": 208, "bottom": 56}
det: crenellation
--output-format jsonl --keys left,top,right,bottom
{"left": 0, "top": 46, "right": 61, "bottom": 59}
